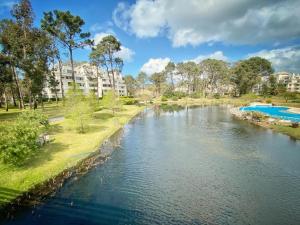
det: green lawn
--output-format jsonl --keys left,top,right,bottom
{"left": 0, "top": 101, "right": 65, "bottom": 121}
{"left": 0, "top": 105, "right": 143, "bottom": 207}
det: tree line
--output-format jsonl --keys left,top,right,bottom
{"left": 123, "top": 57, "right": 275, "bottom": 98}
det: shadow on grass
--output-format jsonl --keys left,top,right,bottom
{"left": 17, "top": 142, "right": 69, "bottom": 170}
{"left": 48, "top": 123, "right": 64, "bottom": 134}
{"left": 93, "top": 112, "right": 114, "bottom": 120}
{"left": 0, "top": 111, "right": 21, "bottom": 121}
{"left": 87, "top": 125, "right": 107, "bottom": 134}
{"left": 0, "top": 187, "right": 23, "bottom": 207}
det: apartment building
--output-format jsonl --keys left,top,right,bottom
{"left": 43, "top": 62, "right": 127, "bottom": 99}
{"left": 276, "top": 72, "right": 300, "bottom": 93}
{"left": 286, "top": 74, "right": 300, "bottom": 92}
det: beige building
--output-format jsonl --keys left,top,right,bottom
{"left": 276, "top": 72, "right": 300, "bottom": 92}
{"left": 286, "top": 74, "right": 300, "bottom": 92}
{"left": 43, "top": 62, "right": 127, "bottom": 99}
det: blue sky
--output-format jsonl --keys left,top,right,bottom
{"left": 1, "top": 0, "right": 300, "bottom": 76}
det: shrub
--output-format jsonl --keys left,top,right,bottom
{"left": 120, "top": 97, "right": 138, "bottom": 105}
{"left": 171, "top": 96, "right": 178, "bottom": 101}
{"left": 161, "top": 96, "right": 168, "bottom": 102}
{"left": 266, "top": 98, "right": 272, "bottom": 104}
{"left": 251, "top": 112, "right": 266, "bottom": 121}
{"left": 0, "top": 111, "right": 49, "bottom": 165}
{"left": 291, "top": 122, "right": 299, "bottom": 128}
{"left": 190, "top": 92, "right": 202, "bottom": 99}
{"left": 213, "top": 93, "right": 220, "bottom": 99}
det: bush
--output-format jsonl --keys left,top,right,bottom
{"left": 266, "top": 98, "right": 272, "bottom": 104}
{"left": 291, "top": 122, "right": 299, "bottom": 128}
{"left": 213, "top": 93, "right": 220, "bottom": 99}
{"left": 190, "top": 92, "right": 202, "bottom": 99}
{"left": 161, "top": 96, "right": 168, "bottom": 102}
{"left": 120, "top": 97, "right": 138, "bottom": 105}
{"left": 0, "top": 111, "right": 49, "bottom": 165}
{"left": 251, "top": 112, "right": 266, "bottom": 121}
{"left": 171, "top": 96, "right": 178, "bottom": 101}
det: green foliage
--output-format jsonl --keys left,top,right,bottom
{"left": 213, "top": 93, "right": 221, "bottom": 99}
{"left": 171, "top": 96, "right": 178, "bottom": 101}
{"left": 190, "top": 92, "right": 202, "bottom": 99}
{"left": 136, "top": 72, "right": 148, "bottom": 90}
{"left": 150, "top": 72, "right": 167, "bottom": 95}
{"left": 268, "top": 75, "right": 278, "bottom": 95}
{"left": 120, "top": 96, "right": 138, "bottom": 105}
{"left": 101, "top": 90, "right": 122, "bottom": 113}
{"left": 232, "top": 57, "right": 273, "bottom": 95}
{"left": 251, "top": 111, "right": 266, "bottom": 121}
{"left": 124, "top": 75, "right": 137, "bottom": 96}
{"left": 65, "top": 86, "right": 94, "bottom": 133}
{"left": 86, "top": 91, "right": 99, "bottom": 111}
{"left": 265, "top": 98, "right": 272, "bottom": 104}
{"left": 0, "top": 110, "right": 49, "bottom": 165}
{"left": 161, "top": 96, "right": 168, "bottom": 102}
{"left": 89, "top": 35, "right": 123, "bottom": 91}
{"left": 282, "top": 92, "right": 297, "bottom": 103}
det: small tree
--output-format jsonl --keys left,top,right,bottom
{"left": 137, "top": 72, "right": 147, "bottom": 91}
{"left": 124, "top": 75, "right": 137, "bottom": 96}
{"left": 269, "top": 75, "right": 278, "bottom": 95}
{"left": 283, "top": 92, "right": 297, "bottom": 103}
{"left": 101, "top": 90, "right": 121, "bottom": 115}
{"left": 48, "top": 73, "right": 60, "bottom": 104}
{"left": 65, "top": 85, "right": 93, "bottom": 133}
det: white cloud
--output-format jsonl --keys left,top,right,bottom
{"left": 113, "top": 0, "right": 300, "bottom": 47}
{"left": 0, "top": 1, "right": 16, "bottom": 14}
{"left": 93, "top": 31, "right": 115, "bottom": 45}
{"left": 92, "top": 32, "right": 135, "bottom": 63}
{"left": 191, "top": 51, "right": 228, "bottom": 63}
{"left": 248, "top": 46, "right": 300, "bottom": 73}
{"left": 140, "top": 58, "right": 170, "bottom": 75}
{"left": 115, "top": 46, "right": 135, "bottom": 62}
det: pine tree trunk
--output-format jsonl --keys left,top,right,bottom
{"left": 11, "top": 66, "right": 24, "bottom": 109}
{"left": 10, "top": 85, "right": 17, "bottom": 107}
{"left": 69, "top": 47, "right": 76, "bottom": 85}
{"left": 40, "top": 94, "right": 44, "bottom": 110}
{"left": 58, "top": 59, "right": 65, "bottom": 100}
{"left": 4, "top": 91, "right": 8, "bottom": 111}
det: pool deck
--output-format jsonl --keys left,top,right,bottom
{"left": 287, "top": 107, "right": 300, "bottom": 114}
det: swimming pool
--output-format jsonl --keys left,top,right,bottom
{"left": 240, "top": 105, "right": 300, "bottom": 122}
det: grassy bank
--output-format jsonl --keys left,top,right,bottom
{"left": 270, "top": 125, "right": 300, "bottom": 140}
{"left": 0, "top": 105, "right": 143, "bottom": 207}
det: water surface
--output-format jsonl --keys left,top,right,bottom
{"left": 2, "top": 106, "right": 300, "bottom": 225}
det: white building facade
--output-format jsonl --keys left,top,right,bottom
{"left": 43, "top": 62, "right": 127, "bottom": 99}
{"left": 276, "top": 72, "right": 300, "bottom": 93}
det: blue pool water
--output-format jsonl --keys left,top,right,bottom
{"left": 240, "top": 105, "right": 300, "bottom": 122}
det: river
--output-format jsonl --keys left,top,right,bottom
{"left": 2, "top": 106, "right": 300, "bottom": 225}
